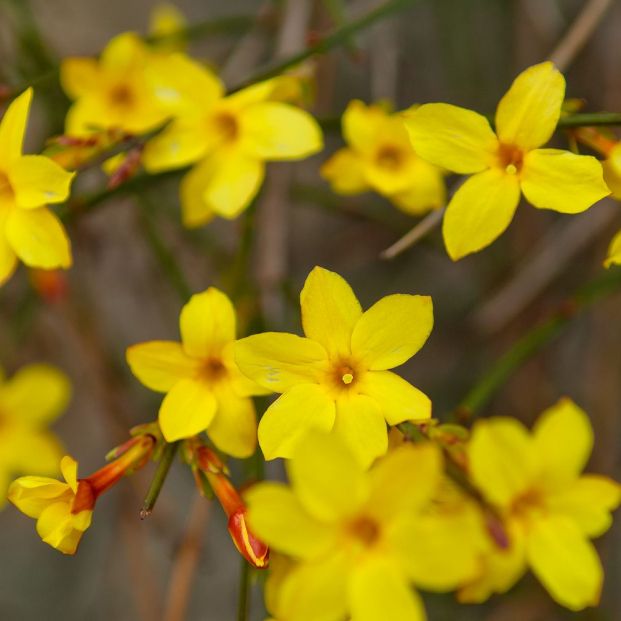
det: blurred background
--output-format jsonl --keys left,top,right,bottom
{"left": 1, "top": 0, "right": 620, "bottom": 619}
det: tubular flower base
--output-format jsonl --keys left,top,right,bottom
{"left": 8, "top": 434, "right": 156, "bottom": 554}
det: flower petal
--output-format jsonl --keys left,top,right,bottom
{"left": 391, "top": 159, "right": 446, "bottom": 215}
{"left": 520, "top": 148, "right": 609, "bottom": 213}
{"left": 0, "top": 228, "right": 18, "bottom": 287}
{"left": 360, "top": 370, "right": 431, "bottom": 424}
{"left": 240, "top": 102, "right": 323, "bottom": 160}
{"left": 0, "top": 88, "right": 32, "bottom": 166}
{"left": 404, "top": 103, "right": 498, "bottom": 174}
{"left": 495, "top": 62, "right": 564, "bottom": 151}
{"left": 5, "top": 206, "right": 71, "bottom": 269}
{"left": 443, "top": 168, "right": 521, "bottom": 260}
{"left": 126, "top": 341, "right": 199, "bottom": 393}
{"left": 342, "top": 100, "right": 388, "bottom": 155}
{"left": 9, "top": 155, "right": 74, "bottom": 208}
{"left": 604, "top": 229, "right": 621, "bottom": 268}
{"left": 235, "top": 332, "right": 328, "bottom": 393}
{"left": 350, "top": 559, "right": 426, "bottom": 621}
{"left": 207, "top": 391, "right": 257, "bottom": 458}
{"left": 60, "top": 57, "right": 100, "bottom": 100}
{"left": 179, "top": 160, "right": 215, "bottom": 228}
{"left": 351, "top": 294, "right": 433, "bottom": 371}
{"left": 100, "top": 32, "right": 147, "bottom": 73}
{"left": 527, "top": 515, "right": 602, "bottom": 611}
{"left": 469, "top": 417, "right": 536, "bottom": 508}
{"left": 258, "top": 384, "right": 336, "bottom": 460}
{"left": 245, "top": 482, "right": 335, "bottom": 559}
{"left": 158, "top": 378, "right": 217, "bottom": 441}
{"left": 60, "top": 455, "right": 78, "bottom": 492}
{"left": 8, "top": 477, "right": 70, "bottom": 518}
{"left": 3, "top": 428, "right": 63, "bottom": 475}
{"left": 300, "top": 266, "right": 362, "bottom": 358}
{"left": 532, "top": 398, "right": 593, "bottom": 488}
{"left": 333, "top": 394, "right": 387, "bottom": 467}
{"left": 180, "top": 287, "right": 236, "bottom": 358}
{"left": 320, "top": 148, "right": 369, "bottom": 195}
{"left": 143, "top": 119, "right": 210, "bottom": 172}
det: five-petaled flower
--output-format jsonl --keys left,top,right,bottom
{"left": 404, "top": 62, "right": 610, "bottom": 260}
{"left": 245, "top": 433, "right": 478, "bottom": 621}
{"left": 235, "top": 266, "right": 433, "bottom": 466}
{"left": 321, "top": 100, "right": 445, "bottom": 215}
{"left": 464, "top": 398, "right": 621, "bottom": 610}
{"left": 0, "top": 88, "right": 74, "bottom": 286}
{"left": 126, "top": 287, "right": 268, "bottom": 454}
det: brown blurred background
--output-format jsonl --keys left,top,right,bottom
{"left": 1, "top": 0, "right": 620, "bottom": 619}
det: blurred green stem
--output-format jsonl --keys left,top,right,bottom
{"left": 141, "top": 441, "right": 179, "bottom": 518}
{"left": 237, "top": 559, "right": 251, "bottom": 621}
{"left": 558, "top": 112, "right": 621, "bottom": 128}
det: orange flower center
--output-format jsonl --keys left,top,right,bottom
{"left": 510, "top": 487, "right": 545, "bottom": 520}
{"left": 109, "top": 84, "right": 135, "bottom": 109}
{"left": 214, "top": 112, "right": 240, "bottom": 143}
{"left": 497, "top": 143, "right": 524, "bottom": 175}
{"left": 0, "top": 172, "right": 15, "bottom": 203}
{"left": 330, "top": 359, "right": 360, "bottom": 390}
{"left": 347, "top": 515, "right": 381, "bottom": 547}
{"left": 375, "top": 145, "right": 404, "bottom": 171}
{"left": 200, "top": 357, "right": 228, "bottom": 384}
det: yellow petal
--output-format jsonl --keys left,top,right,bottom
{"left": 287, "top": 431, "right": 368, "bottom": 521}
{"left": 179, "top": 159, "right": 215, "bottom": 228}
{"left": 300, "top": 266, "right": 362, "bottom": 358}
{"left": 0, "top": 363, "right": 70, "bottom": 424}
{"left": 149, "top": 3, "right": 187, "bottom": 53}
{"left": 158, "top": 378, "right": 217, "bottom": 441}
{"left": 240, "top": 102, "right": 323, "bottom": 160}
{"left": 404, "top": 103, "right": 498, "bottom": 174}
{"left": 5, "top": 206, "right": 71, "bottom": 269}
{"left": 235, "top": 332, "right": 328, "bottom": 393}
{"left": 360, "top": 370, "right": 431, "bottom": 424}
{"left": 333, "top": 394, "right": 387, "bottom": 467}
{"left": 495, "top": 62, "right": 564, "bottom": 151}
{"left": 548, "top": 475, "right": 621, "bottom": 538}
{"left": 602, "top": 144, "right": 621, "bottom": 200}
{"left": 245, "top": 482, "right": 335, "bottom": 559}
{"left": 61, "top": 455, "right": 78, "bottom": 491}
{"left": 60, "top": 58, "right": 99, "bottom": 100}
{"left": 443, "top": 168, "right": 520, "bottom": 260}
{"left": 526, "top": 515, "right": 602, "bottom": 610}
{"left": 0, "top": 88, "right": 32, "bottom": 166}
{"left": 469, "top": 417, "right": 536, "bottom": 508}
{"left": 259, "top": 384, "right": 336, "bottom": 460}
{"left": 180, "top": 287, "right": 236, "bottom": 358}
{"left": 3, "top": 429, "right": 63, "bottom": 474}
{"left": 342, "top": 100, "right": 388, "bottom": 154}
{"left": 604, "top": 229, "right": 621, "bottom": 268}
{"left": 100, "top": 32, "right": 147, "bottom": 74}
{"left": 350, "top": 559, "right": 425, "bottom": 621}
{"left": 520, "top": 148, "right": 609, "bottom": 213}
{"left": 0, "top": 228, "right": 18, "bottom": 287}
{"left": 9, "top": 155, "right": 74, "bottom": 208}
{"left": 533, "top": 398, "right": 593, "bottom": 488}
{"left": 8, "top": 476, "right": 70, "bottom": 518}
{"left": 126, "top": 341, "right": 199, "bottom": 392}
{"left": 391, "top": 159, "right": 446, "bottom": 216}
{"left": 320, "top": 148, "right": 369, "bottom": 195}
{"left": 36, "top": 501, "right": 91, "bottom": 554}
{"left": 143, "top": 119, "right": 210, "bottom": 172}
{"left": 351, "top": 294, "right": 433, "bottom": 370}
{"left": 207, "top": 391, "right": 257, "bottom": 458}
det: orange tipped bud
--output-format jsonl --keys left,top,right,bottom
{"left": 228, "top": 508, "right": 270, "bottom": 569}
{"left": 29, "top": 268, "right": 69, "bottom": 303}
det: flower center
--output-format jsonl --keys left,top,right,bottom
{"left": 109, "top": 84, "right": 135, "bottom": 109}
{"left": 375, "top": 145, "right": 404, "bottom": 170}
{"left": 0, "top": 172, "right": 15, "bottom": 203}
{"left": 200, "top": 357, "right": 228, "bottom": 384}
{"left": 347, "top": 515, "right": 381, "bottom": 547}
{"left": 497, "top": 143, "right": 524, "bottom": 175}
{"left": 510, "top": 487, "right": 545, "bottom": 520}
{"left": 214, "top": 112, "right": 240, "bottom": 143}
{"left": 330, "top": 360, "right": 359, "bottom": 390}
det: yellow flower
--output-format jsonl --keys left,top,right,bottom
{"left": 8, "top": 456, "right": 93, "bottom": 555}
{"left": 61, "top": 32, "right": 169, "bottom": 136}
{"left": 149, "top": 3, "right": 187, "bottom": 54}
{"left": 466, "top": 398, "right": 621, "bottom": 610}
{"left": 0, "top": 89, "right": 74, "bottom": 286}
{"left": 126, "top": 287, "right": 267, "bottom": 454}
{"left": 321, "top": 100, "right": 445, "bottom": 216}
{"left": 235, "top": 266, "right": 433, "bottom": 466}
{"left": 605, "top": 229, "right": 621, "bottom": 268}
{"left": 142, "top": 54, "right": 323, "bottom": 226}
{"left": 602, "top": 141, "right": 621, "bottom": 200}
{"left": 246, "top": 433, "right": 478, "bottom": 621}
{"left": 0, "top": 363, "right": 70, "bottom": 507}
{"left": 404, "top": 62, "right": 610, "bottom": 260}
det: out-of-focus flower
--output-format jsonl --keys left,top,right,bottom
{"left": 61, "top": 33, "right": 169, "bottom": 136}
{"left": 0, "top": 363, "right": 70, "bottom": 507}
{"left": 246, "top": 433, "right": 478, "bottom": 621}
{"left": 321, "top": 100, "right": 445, "bottom": 215}
{"left": 405, "top": 62, "right": 609, "bottom": 260}
{"left": 466, "top": 398, "right": 621, "bottom": 610}
{"left": 127, "top": 287, "right": 268, "bottom": 454}
{"left": 142, "top": 54, "right": 323, "bottom": 226}
{"left": 235, "top": 266, "right": 432, "bottom": 466}
{"left": 9, "top": 434, "right": 155, "bottom": 554}
{"left": 29, "top": 268, "right": 69, "bottom": 303}
{"left": 605, "top": 229, "right": 621, "bottom": 267}
{"left": 0, "top": 89, "right": 74, "bottom": 286}
{"left": 149, "top": 3, "right": 187, "bottom": 54}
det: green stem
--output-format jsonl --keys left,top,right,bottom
{"left": 140, "top": 441, "right": 179, "bottom": 518}
{"left": 558, "top": 112, "right": 621, "bottom": 128}
{"left": 231, "top": 0, "right": 419, "bottom": 91}
{"left": 237, "top": 559, "right": 251, "bottom": 621}
{"left": 457, "top": 266, "right": 621, "bottom": 419}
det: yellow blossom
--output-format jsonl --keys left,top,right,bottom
{"left": 235, "top": 266, "right": 433, "bottom": 466}
{"left": 404, "top": 62, "right": 609, "bottom": 260}
{"left": 126, "top": 287, "right": 268, "bottom": 454}
{"left": 0, "top": 364, "right": 70, "bottom": 507}
{"left": 0, "top": 89, "right": 74, "bottom": 285}
{"left": 61, "top": 32, "right": 169, "bottom": 136}
{"left": 321, "top": 100, "right": 445, "bottom": 215}
{"left": 246, "top": 433, "right": 478, "bottom": 621}
{"left": 149, "top": 3, "right": 187, "bottom": 54}
{"left": 142, "top": 54, "right": 323, "bottom": 226}
{"left": 605, "top": 229, "right": 621, "bottom": 268}
{"left": 465, "top": 398, "right": 621, "bottom": 610}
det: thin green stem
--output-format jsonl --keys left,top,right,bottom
{"left": 457, "top": 266, "right": 621, "bottom": 419}
{"left": 237, "top": 558, "right": 251, "bottom": 621}
{"left": 558, "top": 112, "right": 621, "bottom": 128}
{"left": 141, "top": 441, "right": 179, "bottom": 518}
